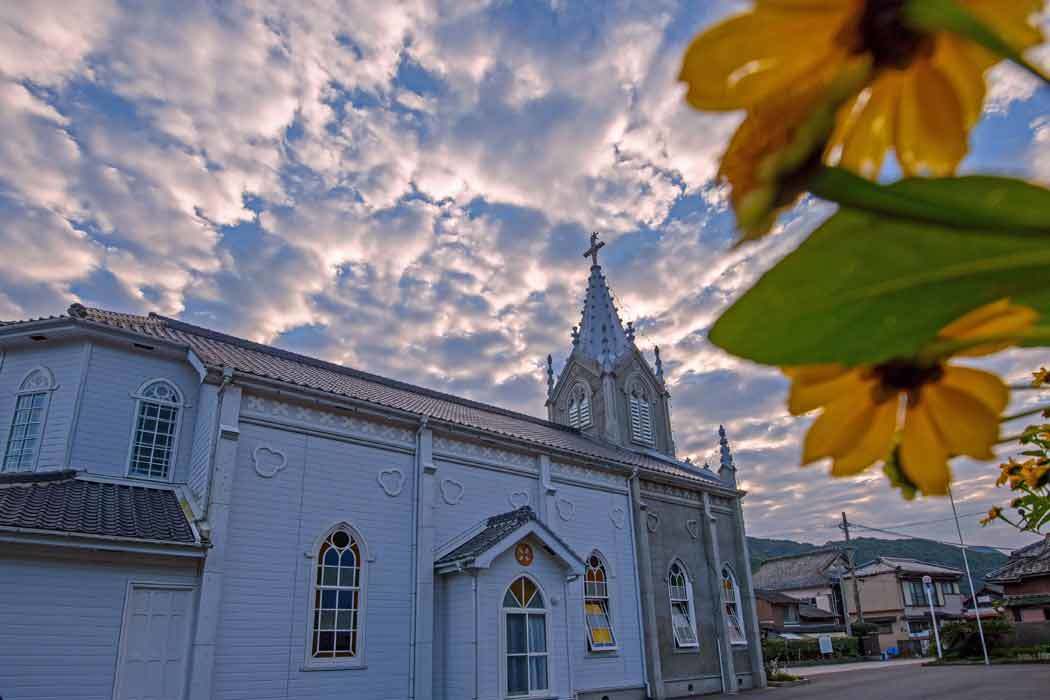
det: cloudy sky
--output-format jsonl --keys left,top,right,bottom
{"left": 2, "top": 1, "right": 1048, "bottom": 551}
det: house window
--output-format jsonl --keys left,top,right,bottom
{"left": 312, "top": 527, "right": 362, "bottom": 660}
{"left": 127, "top": 379, "right": 182, "bottom": 480}
{"left": 584, "top": 554, "right": 616, "bottom": 651}
{"left": 503, "top": 576, "right": 549, "bottom": 697}
{"left": 903, "top": 580, "right": 928, "bottom": 606}
{"left": 784, "top": 605, "right": 799, "bottom": 625}
{"left": 568, "top": 384, "right": 592, "bottom": 429}
{"left": 628, "top": 381, "right": 654, "bottom": 445}
{"left": 668, "top": 561, "right": 698, "bottom": 649}
{"left": 722, "top": 567, "right": 747, "bottom": 645}
{"left": 3, "top": 367, "right": 55, "bottom": 472}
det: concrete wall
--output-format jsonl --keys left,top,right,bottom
{"left": 0, "top": 544, "right": 199, "bottom": 700}
{"left": 845, "top": 572, "right": 902, "bottom": 616}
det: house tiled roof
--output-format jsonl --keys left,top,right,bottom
{"left": 798, "top": 604, "right": 837, "bottom": 621}
{"left": 986, "top": 535, "right": 1050, "bottom": 583}
{"left": 752, "top": 549, "right": 848, "bottom": 591}
{"left": 855, "top": 556, "right": 962, "bottom": 578}
{"left": 1001, "top": 592, "right": 1050, "bottom": 607}
{"left": 0, "top": 470, "right": 197, "bottom": 545}
{"left": 3, "top": 305, "right": 724, "bottom": 487}
{"left": 436, "top": 506, "right": 538, "bottom": 567}
{"left": 755, "top": 589, "right": 800, "bottom": 605}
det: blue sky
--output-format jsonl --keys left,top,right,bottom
{"left": 1, "top": 0, "right": 1048, "bottom": 550}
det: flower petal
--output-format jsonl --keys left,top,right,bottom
{"left": 895, "top": 60, "right": 967, "bottom": 177}
{"left": 900, "top": 399, "right": 952, "bottom": 496}
{"left": 786, "top": 365, "right": 870, "bottom": 415}
{"left": 679, "top": 5, "right": 853, "bottom": 111}
{"left": 937, "top": 299, "right": 1037, "bottom": 356}
{"left": 939, "top": 365, "right": 1009, "bottom": 415}
{"left": 830, "top": 397, "right": 899, "bottom": 476}
{"left": 830, "top": 73, "right": 902, "bottom": 179}
{"left": 802, "top": 392, "right": 882, "bottom": 465}
{"left": 932, "top": 35, "right": 989, "bottom": 130}
{"left": 923, "top": 383, "right": 1001, "bottom": 460}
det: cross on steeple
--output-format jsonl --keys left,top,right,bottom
{"left": 583, "top": 231, "right": 605, "bottom": 267}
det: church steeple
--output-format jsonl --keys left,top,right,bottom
{"left": 575, "top": 232, "right": 631, "bottom": 367}
{"left": 546, "top": 232, "right": 676, "bottom": 457}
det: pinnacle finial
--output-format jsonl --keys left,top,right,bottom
{"left": 718, "top": 425, "right": 736, "bottom": 486}
{"left": 583, "top": 231, "right": 605, "bottom": 267}
{"left": 625, "top": 321, "right": 635, "bottom": 343}
{"left": 571, "top": 325, "right": 580, "bottom": 346}
{"left": 654, "top": 345, "right": 664, "bottom": 383}
{"left": 546, "top": 354, "right": 555, "bottom": 397}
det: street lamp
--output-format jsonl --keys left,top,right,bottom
{"left": 923, "top": 575, "right": 943, "bottom": 660}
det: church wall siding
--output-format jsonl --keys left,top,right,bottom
{"left": 0, "top": 544, "right": 198, "bottom": 700}
{"left": 432, "top": 457, "right": 539, "bottom": 548}
{"left": 70, "top": 341, "right": 200, "bottom": 482}
{"left": 0, "top": 341, "right": 85, "bottom": 471}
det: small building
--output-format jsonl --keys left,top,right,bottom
{"left": 751, "top": 548, "right": 850, "bottom": 621}
{"left": 843, "top": 557, "right": 964, "bottom": 654}
{"left": 962, "top": 583, "right": 1004, "bottom": 620}
{"left": 987, "top": 534, "right": 1050, "bottom": 623}
{"left": 754, "top": 589, "right": 845, "bottom": 640}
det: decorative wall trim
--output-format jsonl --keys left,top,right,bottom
{"left": 440, "top": 479, "right": 464, "bottom": 506}
{"left": 508, "top": 490, "right": 530, "bottom": 509}
{"left": 609, "top": 506, "right": 626, "bottom": 530}
{"left": 252, "top": 445, "right": 287, "bottom": 478}
{"left": 551, "top": 461, "right": 625, "bottom": 489}
{"left": 685, "top": 519, "right": 700, "bottom": 540}
{"left": 377, "top": 468, "right": 405, "bottom": 497}
{"left": 432, "top": 435, "right": 537, "bottom": 472}
{"left": 645, "top": 511, "right": 660, "bottom": 533}
{"left": 242, "top": 395, "right": 415, "bottom": 447}
{"left": 555, "top": 497, "right": 576, "bottom": 522}
{"left": 641, "top": 480, "right": 735, "bottom": 509}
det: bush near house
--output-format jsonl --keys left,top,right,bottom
{"left": 762, "top": 637, "right": 860, "bottom": 664}
{"left": 941, "top": 618, "right": 1014, "bottom": 658}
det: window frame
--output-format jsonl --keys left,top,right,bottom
{"left": 627, "top": 378, "right": 655, "bottom": 446}
{"left": 501, "top": 574, "right": 552, "bottom": 699}
{"left": 3, "top": 366, "right": 56, "bottom": 473}
{"left": 303, "top": 522, "right": 370, "bottom": 671}
{"left": 668, "top": 560, "right": 699, "bottom": 650}
{"left": 583, "top": 552, "right": 617, "bottom": 652}
{"left": 567, "top": 383, "right": 593, "bottom": 430}
{"left": 721, "top": 566, "right": 748, "bottom": 646}
{"left": 124, "top": 378, "right": 184, "bottom": 482}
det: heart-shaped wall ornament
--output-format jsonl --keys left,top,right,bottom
{"left": 252, "top": 445, "right": 287, "bottom": 478}
{"left": 440, "top": 479, "right": 464, "bottom": 505}
{"left": 685, "top": 519, "right": 700, "bottom": 540}
{"left": 609, "top": 507, "right": 626, "bottom": 530}
{"left": 645, "top": 511, "right": 660, "bottom": 533}
{"left": 508, "top": 490, "right": 530, "bottom": 509}
{"left": 377, "top": 468, "right": 405, "bottom": 497}
{"left": 555, "top": 497, "right": 576, "bottom": 522}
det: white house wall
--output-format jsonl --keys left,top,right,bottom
{"left": 0, "top": 544, "right": 198, "bottom": 700}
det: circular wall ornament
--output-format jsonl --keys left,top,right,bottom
{"left": 377, "top": 468, "right": 405, "bottom": 497}
{"left": 609, "top": 506, "right": 626, "bottom": 530}
{"left": 440, "top": 479, "right": 465, "bottom": 505}
{"left": 515, "top": 542, "right": 534, "bottom": 566}
{"left": 646, "top": 511, "right": 660, "bottom": 533}
{"left": 508, "top": 490, "right": 530, "bottom": 509}
{"left": 252, "top": 445, "right": 287, "bottom": 478}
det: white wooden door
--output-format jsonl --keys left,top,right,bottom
{"left": 115, "top": 585, "right": 193, "bottom": 700}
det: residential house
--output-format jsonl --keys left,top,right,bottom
{"left": 0, "top": 240, "right": 765, "bottom": 700}
{"left": 754, "top": 589, "right": 844, "bottom": 640}
{"left": 751, "top": 549, "right": 850, "bottom": 622}
{"left": 962, "top": 583, "right": 1004, "bottom": 620}
{"left": 842, "top": 557, "right": 964, "bottom": 654}
{"left": 987, "top": 534, "right": 1050, "bottom": 623}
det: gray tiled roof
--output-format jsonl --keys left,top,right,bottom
{"left": 0, "top": 470, "right": 197, "bottom": 545}
{"left": 754, "top": 589, "right": 800, "bottom": 605}
{"left": 854, "top": 556, "right": 962, "bottom": 578}
{"left": 436, "top": 506, "right": 537, "bottom": 567}
{"left": 752, "top": 549, "right": 848, "bottom": 591}
{"left": 4, "top": 305, "right": 724, "bottom": 487}
{"left": 987, "top": 535, "right": 1050, "bottom": 583}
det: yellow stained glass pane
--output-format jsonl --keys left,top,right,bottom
{"left": 522, "top": 577, "right": 537, "bottom": 607}
{"left": 592, "top": 627, "right": 613, "bottom": 644}
{"left": 585, "top": 602, "right": 603, "bottom": 615}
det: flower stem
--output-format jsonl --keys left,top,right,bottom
{"left": 903, "top": 0, "right": 1050, "bottom": 87}
{"left": 1000, "top": 405, "right": 1050, "bottom": 423}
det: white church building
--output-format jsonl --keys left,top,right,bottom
{"left": 0, "top": 238, "right": 764, "bottom": 700}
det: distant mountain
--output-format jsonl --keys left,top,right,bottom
{"left": 747, "top": 536, "right": 1008, "bottom": 595}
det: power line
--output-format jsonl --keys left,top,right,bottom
{"left": 847, "top": 521, "right": 1018, "bottom": 554}
{"left": 877, "top": 510, "right": 989, "bottom": 530}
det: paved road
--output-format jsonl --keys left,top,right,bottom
{"left": 784, "top": 658, "right": 926, "bottom": 676}
{"left": 749, "top": 663, "right": 1050, "bottom": 699}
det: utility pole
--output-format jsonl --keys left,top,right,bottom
{"left": 949, "top": 487, "right": 990, "bottom": 666}
{"left": 841, "top": 512, "right": 865, "bottom": 625}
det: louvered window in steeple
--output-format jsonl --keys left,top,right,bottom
{"left": 629, "top": 383, "right": 654, "bottom": 446}
{"left": 568, "top": 384, "right": 592, "bottom": 429}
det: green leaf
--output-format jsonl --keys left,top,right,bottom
{"left": 810, "top": 169, "right": 1050, "bottom": 234}
{"left": 710, "top": 196, "right": 1050, "bottom": 366}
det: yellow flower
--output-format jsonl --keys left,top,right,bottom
{"left": 785, "top": 299, "right": 1036, "bottom": 495}
{"left": 1034, "top": 367, "right": 1049, "bottom": 387}
{"left": 979, "top": 505, "right": 1001, "bottom": 525}
{"left": 680, "top": 0, "right": 1044, "bottom": 179}
{"left": 1021, "top": 461, "right": 1050, "bottom": 488}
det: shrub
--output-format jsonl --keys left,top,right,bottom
{"left": 941, "top": 618, "right": 1013, "bottom": 658}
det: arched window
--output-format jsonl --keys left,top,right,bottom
{"left": 312, "top": 527, "right": 363, "bottom": 660}
{"left": 668, "top": 560, "right": 698, "bottom": 649}
{"left": 127, "top": 379, "right": 183, "bottom": 480}
{"left": 3, "top": 367, "right": 55, "bottom": 472}
{"left": 503, "top": 576, "right": 549, "bottom": 697}
{"left": 567, "top": 383, "right": 592, "bottom": 429}
{"left": 584, "top": 553, "right": 616, "bottom": 651}
{"left": 721, "top": 566, "right": 747, "bottom": 645}
{"left": 628, "top": 380, "right": 654, "bottom": 445}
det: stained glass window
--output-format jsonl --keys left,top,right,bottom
{"left": 504, "top": 576, "right": 548, "bottom": 697}
{"left": 669, "top": 561, "right": 698, "bottom": 648}
{"left": 312, "top": 528, "right": 361, "bottom": 659}
{"left": 128, "top": 379, "right": 181, "bottom": 480}
{"left": 584, "top": 554, "right": 616, "bottom": 650}
{"left": 722, "top": 567, "right": 747, "bottom": 645}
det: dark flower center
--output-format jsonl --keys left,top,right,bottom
{"left": 858, "top": 0, "right": 930, "bottom": 69}
{"left": 872, "top": 359, "right": 943, "bottom": 395}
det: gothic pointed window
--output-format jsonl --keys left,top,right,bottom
{"left": 503, "top": 576, "right": 549, "bottom": 697}
{"left": 584, "top": 553, "right": 616, "bottom": 651}
{"left": 668, "top": 560, "right": 698, "bottom": 649}
{"left": 127, "top": 379, "right": 183, "bottom": 480}
{"left": 722, "top": 566, "right": 747, "bottom": 645}
{"left": 567, "top": 383, "right": 592, "bottom": 429}
{"left": 312, "top": 526, "right": 363, "bottom": 661}
{"left": 3, "top": 367, "right": 55, "bottom": 472}
{"left": 628, "top": 380, "right": 654, "bottom": 446}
